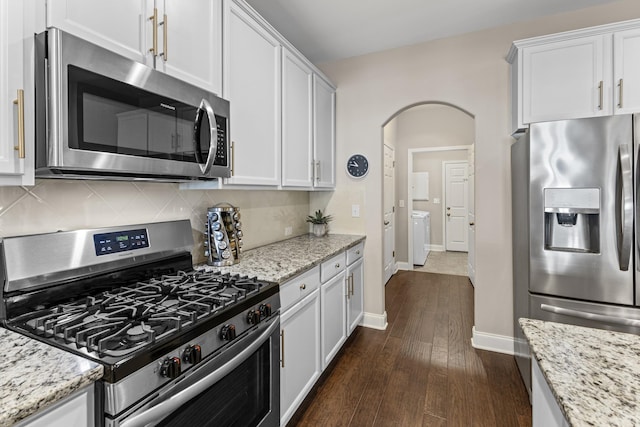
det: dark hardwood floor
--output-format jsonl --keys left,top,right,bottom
{"left": 289, "top": 270, "right": 532, "bottom": 427}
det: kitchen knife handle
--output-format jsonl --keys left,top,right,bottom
{"left": 618, "top": 144, "right": 632, "bottom": 271}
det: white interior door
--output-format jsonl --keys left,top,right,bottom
{"left": 383, "top": 144, "right": 395, "bottom": 284}
{"left": 467, "top": 146, "right": 476, "bottom": 285}
{"left": 444, "top": 161, "right": 468, "bottom": 252}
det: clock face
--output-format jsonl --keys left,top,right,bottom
{"left": 346, "top": 154, "right": 369, "bottom": 178}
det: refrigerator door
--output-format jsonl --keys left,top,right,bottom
{"left": 529, "top": 115, "right": 634, "bottom": 305}
{"left": 636, "top": 114, "right": 640, "bottom": 307}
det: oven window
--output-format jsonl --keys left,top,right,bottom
{"left": 67, "top": 65, "right": 214, "bottom": 164}
{"left": 158, "top": 340, "right": 271, "bottom": 427}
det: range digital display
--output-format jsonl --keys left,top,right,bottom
{"left": 93, "top": 228, "right": 149, "bottom": 256}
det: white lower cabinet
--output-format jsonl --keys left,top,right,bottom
{"left": 16, "top": 385, "right": 94, "bottom": 427}
{"left": 532, "top": 359, "right": 568, "bottom": 427}
{"left": 320, "top": 271, "right": 347, "bottom": 369}
{"left": 346, "top": 257, "right": 364, "bottom": 335}
{"left": 280, "top": 289, "right": 321, "bottom": 426}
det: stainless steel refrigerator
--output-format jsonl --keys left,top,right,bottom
{"left": 511, "top": 114, "right": 640, "bottom": 393}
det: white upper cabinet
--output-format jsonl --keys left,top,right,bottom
{"left": 281, "top": 48, "right": 313, "bottom": 188}
{"left": 521, "top": 36, "right": 610, "bottom": 124}
{"left": 313, "top": 75, "right": 336, "bottom": 189}
{"left": 0, "top": 0, "right": 35, "bottom": 185}
{"left": 47, "top": 0, "right": 149, "bottom": 63}
{"left": 223, "top": 1, "right": 281, "bottom": 186}
{"left": 613, "top": 28, "right": 640, "bottom": 115}
{"left": 47, "top": 0, "right": 222, "bottom": 94}
{"left": 509, "top": 19, "right": 640, "bottom": 133}
{"left": 157, "top": 0, "right": 222, "bottom": 95}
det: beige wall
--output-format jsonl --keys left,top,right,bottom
{"left": 0, "top": 180, "right": 310, "bottom": 265}
{"left": 312, "top": 0, "right": 640, "bottom": 338}
{"left": 413, "top": 150, "right": 469, "bottom": 249}
{"left": 387, "top": 104, "right": 474, "bottom": 262}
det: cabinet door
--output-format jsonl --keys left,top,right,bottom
{"left": 17, "top": 385, "right": 94, "bottom": 427}
{"left": 223, "top": 2, "right": 281, "bottom": 186}
{"left": 281, "top": 49, "right": 313, "bottom": 188}
{"left": 320, "top": 271, "right": 347, "bottom": 369}
{"left": 522, "top": 35, "right": 611, "bottom": 123}
{"left": 0, "top": 0, "right": 34, "bottom": 185}
{"left": 280, "top": 290, "right": 321, "bottom": 427}
{"left": 313, "top": 75, "right": 336, "bottom": 188}
{"left": 346, "top": 257, "right": 364, "bottom": 336}
{"left": 613, "top": 28, "right": 640, "bottom": 115}
{"left": 47, "top": 0, "right": 149, "bottom": 64}
{"left": 160, "top": 0, "right": 222, "bottom": 95}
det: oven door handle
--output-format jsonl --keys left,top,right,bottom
{"left": 120, "top": 318, "right": 279, "bottom": 427}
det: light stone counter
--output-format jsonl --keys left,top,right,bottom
{"left": 519, "top": 318, "right": 640, "bottom": 427}
{"left": 0, "top": 328, "right": 103, "bottom": 427}
{"left": 198, "top": 233, "right": 366, "bottom": 283}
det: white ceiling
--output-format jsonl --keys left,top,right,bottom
{"left": 244, "top": 0, "right": 621, "bottom": 63}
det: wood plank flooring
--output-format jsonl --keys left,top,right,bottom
{"left": 288, "top": 271, "right": 532, "bottom": 427}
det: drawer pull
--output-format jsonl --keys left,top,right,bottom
{"left": 335, "top": 263, "right": 340, "bottom": 268}
{"left": 300, "top": 283, "right": 306, "bottom": 290}
{"left": 356, "top": 250, "right": 360, "bottom": 255}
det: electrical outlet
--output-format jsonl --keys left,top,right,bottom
{"left": 284, "top": 226, "right": 292, "bottom": 236}
{"left": 352, "top": 204, "right": 360, "bottom": 217}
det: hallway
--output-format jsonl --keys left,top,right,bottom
{"left": 290, "top": 271, "right": 530, "bottom": 426}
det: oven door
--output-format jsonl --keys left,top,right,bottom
{"left": 36, "top": 28, "right": 230, "bottom": 180}
{"left": 112, "top": 317, "right": 280, "bottom": 427}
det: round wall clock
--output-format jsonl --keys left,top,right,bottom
{"left": 346, "top": 154, "right": 369, "bottom": 179}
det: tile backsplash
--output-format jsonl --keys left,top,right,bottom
{"left": 0, "top": 180, "right": 311, "bottom": 263}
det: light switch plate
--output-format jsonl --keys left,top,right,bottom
{"left": 433, "top": 198, "right": 440, "bottom": 204}
{"left": 399, "top": 200, "right": 405, "bottom": 208}
{"left": 352, "top": 204, "right": 360, "bottom": 217}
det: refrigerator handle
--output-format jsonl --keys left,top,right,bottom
{"left": 618, "top": 144, "right": 633, "bottom": 271}
{"left": 541, "top": 304, "right": 640, "bottom": 328}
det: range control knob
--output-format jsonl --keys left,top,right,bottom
{"left": 160, "top": 357, "right": 181, "bottom": 379}
{"left": 247, "top": 309, "right": 261, "bottom": 325}
{"left": 182, "top": 345, "right": 202, "bottom": 364}
{"left": 220, "top": 324, "right": 237, "bottom": 341}
{"left": 259, "top": 303, "right": 272, "bottom": 318}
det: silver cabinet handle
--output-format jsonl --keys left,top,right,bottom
{"left": 618, "top": 144, "right": 633, "bottom": 271}
{"left": 280, "top": 329, "right": 285, "bottom": 368}
{"left": 335, "top": 263, "right": 340, "bottom": 268}
{"left": 299, "top": 283, "right": 306, "bottom": 290}
{"left": 598, "top": 80, "right": 603, "bottom": 110}
{"left": 121, "top": 319, "right": 279, "bottom": 427}
{"left": 314, "top": 160, "right": 320, "bottom": 182}
{"left": 541, "top": 304, "right": 640, "bottom": 327}
{"left": 356, "top": 250, "right": 360, "bottom": 255}
{"left": 619, "top": 78, "right": 624, "bottom": 108}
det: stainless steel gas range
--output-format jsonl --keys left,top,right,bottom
{"left": 0, "top": 220, "right": 280, "bottom": 427}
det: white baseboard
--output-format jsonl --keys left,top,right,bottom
{"left": 471, "top": 326, "right": 515, "bottom": 355}
{"left": 396, "top": 262, "right": 410, "bottom": 271}
{"left": 361, "top": 311, "right": 388, "bottom": 330}
{"left": 429, "top": 244, "right": 445, "bottom": 252}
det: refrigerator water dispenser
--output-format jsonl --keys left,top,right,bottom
{"left": 543, "top": 188, "right": 600, "bottom": 253}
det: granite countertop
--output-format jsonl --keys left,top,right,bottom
{"left": 519, "top": 318, "right": 640, "bottom": 427}
{"left": 198, "top": 233, "right": 366, "bottom": 283}
{"left": 0, "top": 328, "right": 103, "bottom": 427}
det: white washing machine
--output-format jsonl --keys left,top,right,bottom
{"left": 412, "top": 210, "right": 431, "bottom": 265}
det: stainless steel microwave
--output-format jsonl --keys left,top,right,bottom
{"left": 35, "top": 29, "right": 231, "bottom": 181}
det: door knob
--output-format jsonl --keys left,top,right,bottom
{"left": 469, "top": 222, "right": 475, "bottom": 226}
{"left": 447, "top": 213, "right": 451, "bottom": 217}
{"left": 447, "top": 207, "right": 451, "bottom": 210}
{"left": 384, "top": 220, "right": 390, "bottom": 225}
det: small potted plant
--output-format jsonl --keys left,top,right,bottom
{"left": 306, "top": 209, "right": 333, "bottom": 237}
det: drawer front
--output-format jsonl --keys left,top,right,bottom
{"left": 280, "top": 266, "right": 320, "bottom": 311}
{"left": 320, "top": 252, "right": 346, "bottom": 283}
{"left": 346, "top": 242, "right": 364, "bottom": 265}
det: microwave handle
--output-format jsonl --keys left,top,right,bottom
{"left": 194, "top": 98, "right": 217, "bottom": 175}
